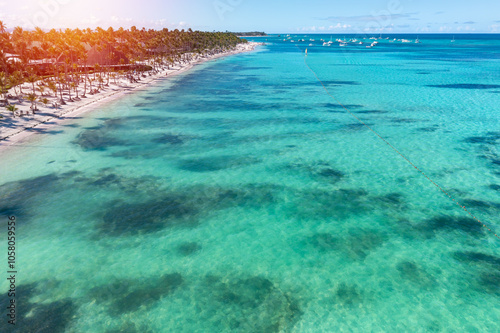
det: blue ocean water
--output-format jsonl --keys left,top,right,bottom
{"left": 1, "top": 34, "right": 500, "bottom": 332}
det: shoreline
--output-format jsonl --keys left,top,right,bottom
{"left": 0, "top": 42, "right": 262, "bottom": 148}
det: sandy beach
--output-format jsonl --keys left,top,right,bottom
{"left": 0, "top": 42, "right": 261, "bottom": 148}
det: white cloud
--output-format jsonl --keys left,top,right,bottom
{"left": 299, "top": 23, "right": 352, "bottom": 32}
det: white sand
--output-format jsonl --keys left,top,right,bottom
{"left": 0, "top": 42, "right": 262, "bottom": 148}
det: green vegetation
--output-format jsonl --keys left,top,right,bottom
{"left": 233, "top": 32, "right": 267, "bottom": 36}
{"left": 0, "top": 21, "right": 247, "bottom": 115}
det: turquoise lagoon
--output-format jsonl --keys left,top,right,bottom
{"left": 1, "top": 34, "right": 500, "bottom": 332}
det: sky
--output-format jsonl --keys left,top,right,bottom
{"left": 0, "top": 0, "right": 499, "bottom": 33}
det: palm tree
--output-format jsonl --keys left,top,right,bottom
{"left": 0, "top": 72, "right": 8, "bottom": 103}
{"left": 27, "top": 93, "right": 38, "bottom": 112}
{"left": 6, "top": 104, "right": 17, "bottom": 117}
{"left": 0, "top": 20, "right": 6, "bottom": 33}
{"left": 47, "top": 81, "right": 57, "bottom": 97}
{"left": 27, "top": 73, "right": 39, "bottom": 96}
{"left": 41, "top": 97, "right": 49, "bottom": 107}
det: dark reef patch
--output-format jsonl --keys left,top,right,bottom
{"left": 111, "top": 273, "right": 183, "bottom": 315}
{"left": 99, "top": 196, "right": 198, "bottom": 236}
{"left": 452, "top": 251, "right": 500, "bottom": 295}
{"left": 396, "top": 260, "right": 436, "bottom": 289}
{"left": 0, "top": 173, "right": 61, "bottom": 221}
{"left": 462, "top": 198, "right": 500, "bottom": 211}
{"left": 416, "top": 215, "right": 485, "bottom": 238}
{"left": 343, "top": 229, "right": 388, "bottom": 260}
{"left": 323, "top": 103, "right": 364, "bottom": 110}
{"left": 489, "top": 184, "right": 500, "bottom": 191}
{"left": 322, "top": 80, "right": 361, "bottom": 86}
{"left": 73, "top": 128, "right": 126, "bottom": 150}
{"left": 73, "top": 169, "right": 162, "bottom": 194}
{"left": 309, "top": 229, "right": 387, "bottom": 260}
{"left": 97, "top": 183, "right": 279, "bottom": 236}
{"left": 177, "top": 242, "right": 201, "bottom": 256}
{"left": 453, "top": 251, "right": 500, "bottom": 270}
{"left": 195, "top": 275, "right": 302, "bottom": 332}
{"left": 416, "top": 126, "right": 439, "bottom": 132}
{"left": 286, "top": 160, "right": 345, "bottom": 184}
{"left": 309, "top": 233, "right": 339, "bottom": 252}
{"left": 90, "top": 273, "right": 183, "bottom": 315}
{"left": 374, "top": 193, "right": 407, "bottom": 211}
{"left": 427, "top": 84, "right": 500, "bottom": 90}
{"left": 390, "top": 118, "right": 420, "bottom": 123}
{"left": 178, "top": 155, "right": 261, "bottom": 172}
{"left": 290, "top": 188, "right": 371, "bottom": 220}
{"left": 341, "top": 123, "right": 370, "bottom": 131}
{"left": 464, "top": 132, "right": 500, "bottom": 145}
{"left": 353, "top": 110, "right": 389, "bottom": 114}
{"left": 478, "top": 272, "right": 500, "bottom": 295}
{"left": 89, "top": 174, "right": 121, "bottom": 187}
{"left": 152, "top": 133, "right": 191, "bottom": 145}
{"left": 333, "top": 283, "right": 364, "bottom": 307}
{"left": 0, "top": 283, "right": 76, "bottom": 333}
{"left": 316, "top": 168, "right": 345, "bottom": 181}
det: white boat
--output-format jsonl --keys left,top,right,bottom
{"left": 339, "top": 42, "right": 347, "bottom": 46}
{"left": 451, "top": 36, "right": 455, "bottom": 43}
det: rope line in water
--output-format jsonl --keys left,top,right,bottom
{"left": 302, "top": 51, "right": 499, "bottom": 241}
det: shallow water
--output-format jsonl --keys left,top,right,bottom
{"left": 1, "top": 34, "right": 500, "bottom": 332}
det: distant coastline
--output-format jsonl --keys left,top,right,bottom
{"left": 234, "top": 32, "right": 267, "bottom": 37}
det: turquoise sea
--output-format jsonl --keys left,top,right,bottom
{"left": 1, "top": 34, "right": 500, "bottom": 332}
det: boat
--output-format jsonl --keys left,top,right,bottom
{"left": 339, "top": 42, "right": 347, "bottom": 47}
{"left": 451, "top": 36, "right": 455, "bottom": 43}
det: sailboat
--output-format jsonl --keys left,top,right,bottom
{"left": 451, "top": 35, "right": 455, "bottom": 43}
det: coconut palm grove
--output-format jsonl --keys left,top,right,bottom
{"left": 0, "top": 20, "right": 246, "bottom": 109}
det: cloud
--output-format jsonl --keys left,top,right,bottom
{"left": 299, "top": 23, "right": 352, "bottom": 32}
{"left": 321, "top": 13, "right": 416, "bottom": 22}
{"left": 463, "top": 21, "right": 476, "bottom": 24}
{"left": 435, "top": 11, "right": 444, "bottom": 15}
{"left": 457, "top": 25, "right": 475, "bottom": 32}
{"left": 397, "top": 25, "right": 410, "bottom": 28}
